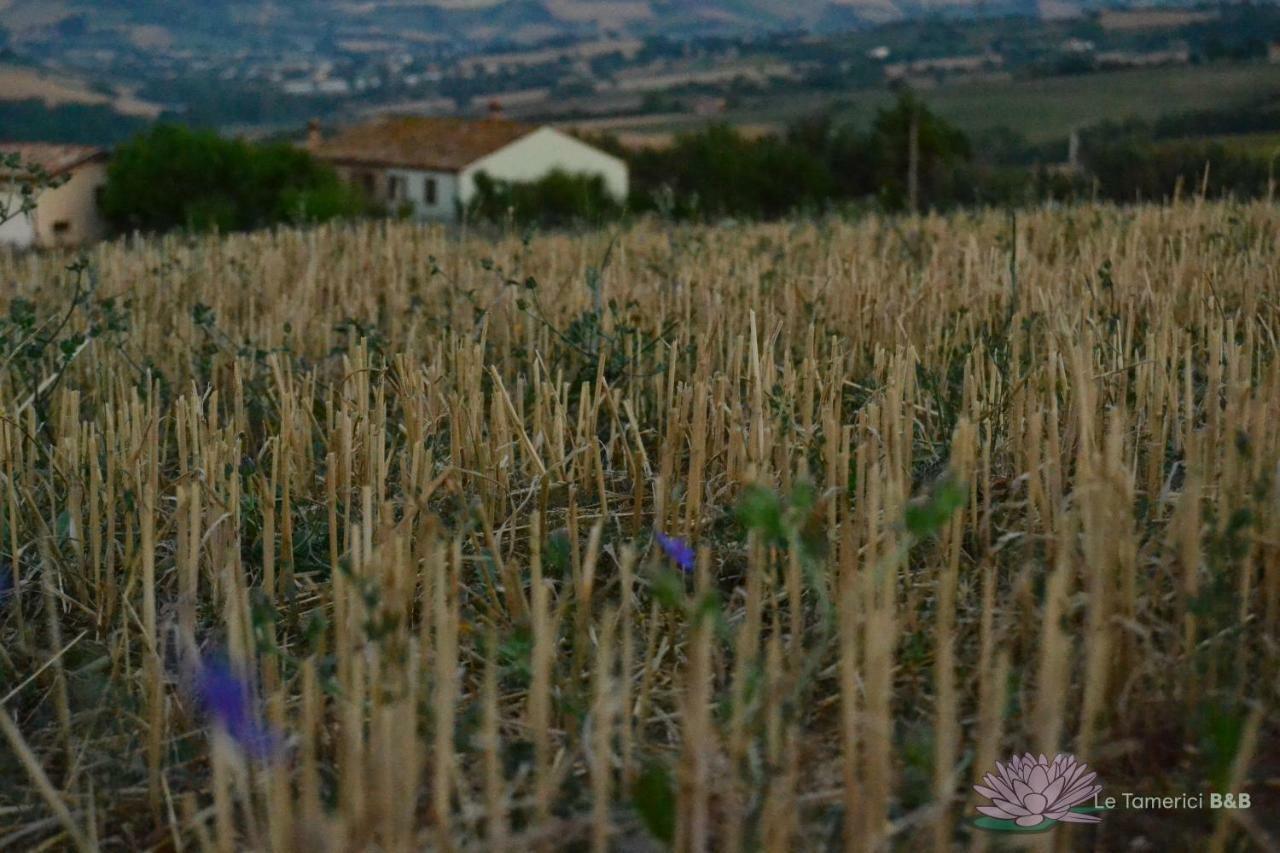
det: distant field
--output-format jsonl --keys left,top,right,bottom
{"left": 584, "top": 62, "right": 1280, "bottom": 148}
{"left": 0, "top": 64, "right": 164, "bottom": 118}
{"left": 0, "top": 64, "right": 108, "bottom": 108}
{"left": 1097, "top": 8, "right": 1218, "bottom": 31}
{"left": 838, "top": 63, "right": 1280, "bottom": 142}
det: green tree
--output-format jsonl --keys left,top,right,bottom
{"left": 865, "top": 92, "right": 972, "bottom": 211}
{"left": 99, "top": 124, "right": 364, "bottom": 234}
{"left": 630, "top": 124, "right": 833, "bottom": 220}
{"left": 1082, "top": 138, "right": 1270, "bottom": 202}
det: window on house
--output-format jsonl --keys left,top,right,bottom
{"left": 424, "top": 177, "right": 437, "bottom": 205}
{"left": 387, "top": 175, "right": 405, "bottom": 201}
{"left": 359, "top": 171, "right": 376, "bottom": 196}
{"left": 52, "top": 221, "right": 70, "bottom": 234}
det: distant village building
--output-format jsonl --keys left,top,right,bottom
{"left": 1095, "top": 45, "right": 1190, "bottom": 69}
{"left": 308, "top": 109, "right": 629, "bottom": 222}
{"left": 884, "top": 52, "right": 1003, "bottom": 83}
{"left": 0, "top": 143, "right": 109, "bottom": 250}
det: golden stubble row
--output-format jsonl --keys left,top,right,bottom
{"left": 0, "top": 202, "right": 1276, "bottom": 851}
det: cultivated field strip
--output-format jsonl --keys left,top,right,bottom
{"left": 0, "top": 204, "right": 1277, "bottom": 850}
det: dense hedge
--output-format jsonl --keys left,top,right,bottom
{"left": 100, "top": 124, "right": 366, "bottom": 234}
{"left": 466, "top": 170, "right": 622, "bottom": 227}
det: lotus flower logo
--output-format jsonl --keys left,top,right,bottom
{"left": 972, "top": 753, "right": 1105, "bottom": 832}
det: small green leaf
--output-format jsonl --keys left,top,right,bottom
{"left": 545, "top": 529, "right": 571, "bottom": 578}
{"left": 498, "top": 626, "right": 533, "bottom": 686}
{"left": 788, "top": 480, "right": 816, "bottom": 514}
{"left": 632, "top": 761, "right": 677, "bottom": 845}
{"left": 192, "top": 302, "right": 215, "bottom": 327}
{"left": 1196, "top": 702, "right": 1246, "bottom": 791}
{"left": 55, "top": 510, "right": 72, "bottom": 543}
{"left": 905, "top": 476, "right": 966, "bottom": 539}
{"left": 735, "top": 484, "right": 786, "bottom": 545}
{"left": 649, "top": 567, "right": 686, "bottom": 613}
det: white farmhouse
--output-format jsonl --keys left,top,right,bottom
{"left": 308, "top": 113, "right": 628, "bottom": 222}
{"left": 0, "top": 143, "right": 109, "bottom": 250}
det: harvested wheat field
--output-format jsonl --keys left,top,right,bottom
{"left": 0, "top": 203, "right": 1278, "bottom": 851}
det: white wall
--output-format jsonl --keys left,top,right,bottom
{"left": 385, "top": 168, "right": 460, "bottom": 222}
{"left": 458, "top": 127, "right": 629, "bottom": 208}
{"left": 0, "top": 192, "right": 37, "bottom": 249}
{"left": 0, "top": 161, "right": 108, "bottom": 249}
{"left": 35, "top": 160, "right": 109, "bottom": 247}
{"left": 338, "top": 164, "right": 460, "bottom": 221}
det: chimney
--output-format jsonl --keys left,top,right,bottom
{"left": 486, "top": 99, "right": 503, "bottom": 120}
{"left": 307, "top": 119, "right": 322, "bottom": 151}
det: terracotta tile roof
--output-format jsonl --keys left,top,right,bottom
{"left": 0, "top": 142, "right": 106, "bottom": 179}
{"left": 311, "top": 116, "right": 536, "bottom": 173}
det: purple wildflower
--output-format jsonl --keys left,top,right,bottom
{"left": 655, "top": 532, "right": 695, "bottom": 574}
{"left": 195, "top": 656, "right": 280, "bottom": 760}
{"left": 0, "top": 567, "right": 12, "bottom": 603}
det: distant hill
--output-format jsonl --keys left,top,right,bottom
{"left": 0, "top": 0, "right": 1104, "bottom": 49}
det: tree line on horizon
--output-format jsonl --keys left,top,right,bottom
{"left": 74, "top": 92, "right": 1280, "bottom": 237}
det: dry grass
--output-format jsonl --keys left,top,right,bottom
{"left": 0, "top": 203, "right": 1277, "bottom": 851}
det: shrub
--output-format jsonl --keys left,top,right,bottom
{"left": 1082, "top": 137, "right": 1272, "bottom": 202}
{"left": 629, "top": 123, "right": 834, "bottom": 220}
{"left": 466, "top": 169, "right": 622, "bottom": 228}
{"left": 99, "top": 124, "right": 365, "bottom": 234}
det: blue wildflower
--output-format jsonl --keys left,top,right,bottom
{"left": 195, "top": 656, "right": 279, "bottom": 759}
{"left": 655, "top": 532, "right": 695, "bottom": 574}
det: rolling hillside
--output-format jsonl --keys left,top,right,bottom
{"left": 0, "top": 0, "right": 1092, "bottom": 47}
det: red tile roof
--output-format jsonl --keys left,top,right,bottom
{"left": 0, "top": 143, "right": 106, "bottom": 179}
{"left": 311, "top": 116, "right": 535, "bottom": 173}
